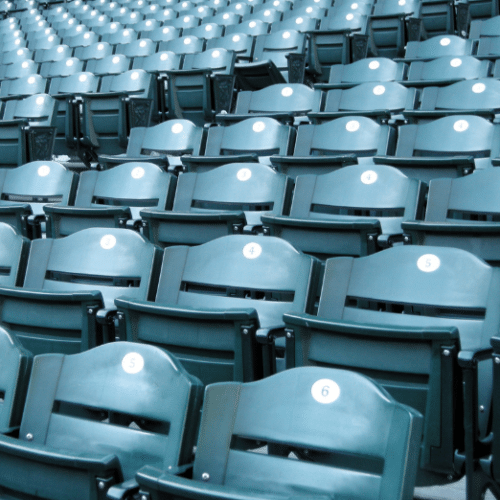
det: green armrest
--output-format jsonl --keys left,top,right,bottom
{"left": 283, "top": 312, "right": 459, "bottom": 341}
{"left": 136, "top": 466, "right": 334, "bottom": 500}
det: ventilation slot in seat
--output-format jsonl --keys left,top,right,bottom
{"left": 311, "top": 204, "right": 404, "bottom": 217}
{"left": 192, "top": 200, "right": 274, "bottom": 211}
{"left": 345, "top": 296, "right": 486, "bottom": 320}
{"left": 92, "top": 196, "right": 159, "bottom": 207}
{"left": 181, "top": 281, "right": 295, "bottom": 301}
{"left": 2, "top": 194, "right": 63, "bottom": 203}
{"left": 414, "top": 149, "right": 490, "bottom": 159}
{"left": 447, "top": 209, "right": 500, "bottom": 221}
{"left": 45, "top": 271, "right": 141, "bottom": 287}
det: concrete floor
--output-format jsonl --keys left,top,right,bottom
{"left": 414, "top": 478, "right": 496, "bottom": 500}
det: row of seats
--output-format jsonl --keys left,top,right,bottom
{"left": 0, "top": 330, "right": 423, "bottom": 500}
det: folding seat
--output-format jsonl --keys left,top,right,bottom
{"left": 476, "top": 37, "right": 500, "bottom": 62}
{"left": 209, "top": 0, "right": 230, "bottom": 8}
{"left": 182, "top": 117, "right": 295, "bottom": 172}
{"left": 115, "top": 10, "right": 145, "bottom": 26}
{"left": 317, "top": 57, "right": 408, "bottom": 90}
{"left": 307, "top": 14, "right": 369, "bottom": 81}
{"left": 84, "top": 13, "right": 111, "bottom": 30}
{"left": 206, "top": 32, "right": 255, "bottom": 61}
{"left": 63, "top": 31, "right": 99, "bottom": 50}
{"left": 116, "top": 234, "right": 321, "bottom": 385}
{"left": 173, "top": 0, "right": 196, "bottom": 12}
{"left": 79, "top": 69, "right": 155, "bottom": 157}
{"left": 0, "top": 342, "right": 203, "bottom": 500}
{"left": 74, "top": 42, "right": 113, "bottom": 68}
{"left": 469, "top": 15, "right": 500, "bottom": 38}
{"left": 148, "top": 25, "right": 182, "bottom": 44}
{"left": 242, "top": 6, "right": 283, "bottom": 23}
{"left": 76, "top": 8, "right": 103, "bottom": 25}
{"left": 0, "top": 58, "right": 38, "bottom": 82}
{"left": 154, "top": 7, "right": 179, "bottom": 23}
{"left": 358, "top": 0, "right": 426, "bottom": 60}
{"left": 115, "top": 37, "right": 156, "bottom": 58}
{"left": 311, "top": 81, "right": 416, "bottom": 123}
{"left": 0, "top": 37, "right": 28, "bottom": 54}
{"left": 56, "top": 22, "right": 89, "bottom": 41}
{"left": 0, "top": 94, "right": 58, "bottom": 169}
{"left": 183, "top": 22, "right": 225, "bottom": 40}
{"left": 0, "top": 74, "right": 47, "bottom": 100}
{"left": 0, "top": 161, "right": 77, "bottom": 239}
{"left": 136, "top": 366, "right": 423, "bottom": 500}
{"left": 0, "top": 46, "right": 31, "bottom": 69}
{"left": 270, "top": 14, "right": 321, "bottom": 33}
{"left": 375, "top": 115, "right": 500, "bottom": 181}
{"left": 44, "top": 162, "right": 177, "bottom": 237}
{"left": 456, "top": 0, "right": 499, "bottom": 37}
{"left": 210, "top": 11, "right": 242, "bottom": 26}
{"left": 40, "top": 57, "right": 84, "bottom": 79}
{"left": 165, "top": 47, "right": 237, "bottom": 124}
{"left": 136, "top": 19, "right": 162, "bottom": 33}
{"left": 159, "top": 35, "right": 205, "bottom": 56}
{"left": 0, "top": 222, "right": 29, "bottom": 290}
{"left": 109, "top": 5, "right": 132, "bottom": 22}
{"left": 98, "top": 119, "right": 204, "bottom": 171}
{"left": 185, "top": 5, "right": 216, "bottom": 18}
{"left": 282, "top": 245, "right": 500, "bottom": 485}
{"left": 404, "top": 79, "right": 500, "bottom": 122}
{"left": 234, "top": 29, "right": 308, "bottom": 90}
{"left": 85, "top": 54, "right": 131, "bottom": 76}
{"left": 168, "top": 14, "right": 203, "bottom": 30}
{"left": 270, "top": 116, "right": 395, "bottom": 178}
{"left": 403, "top": 56, "right": 492, "bottom": 87}
{"left": 25, "top": 26, "right": 57, "bottom": 44}
{"left": 92, "top": 20, "right": 123, "bottom": 38}
{"left": 0, "top": 227, "right": 162, "bottom": 355}
{"left": 400, "top": 169, "right": 500, "bottom": 265}
{"left": 224, "top": 18, "right": 270, "bottom": 35}
{"left": 262, "top": 163, "right": 425, "bottom": 259}
{"left": 401, "top": 35, "right": 475, "bottom": 62}
{"left": 101, "top": 27, "right": 139, "bottom": 48}
{"left": 27, "top": 33, "right": 62, "bottom": 51}
{"left": 141, "top": 162, "right": 292, "bottom": 247}
{"left": 218, "top": 83, "right": 322, "bottom": 124}
{"left": 0, "top": 325, "right": 32, "bottom": 435}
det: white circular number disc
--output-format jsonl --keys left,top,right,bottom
{"left": 131, "top": 166, "right": 145, "bottom": 179}
{"left": 281, "top": 86, "right": 293, "bottom": 97}
{"left": 472, "top": 82, "right": 485, "bottom": 93}
{"left": 100, "top": 234, "right": 116, "bottom": 250}
{"left": 122, "top": 352, "right": 144, "bottom": 374}
{"left": 311, "top": 379, "right": 340, "bottom": 404}
{"left": 440, "top": 37, "right": 450, "bottom": 46}
{"left": 38, "top": 165, "right": 50, "bottom": 177}
{"left": 450, "top": 58, "right": 462, "bottom": 67}
{"left": 172, "top": 123, "right": 183, "bottom": 133}
{"left": 454, "top": 119, "right": 469, "bottom": 132}
{"left": 373, "top": 85, "right": 385, "bottom": 95}
{"left": 417, "top": 254, "right": 441, "bottom": 273}
{"left": 346, "top": 120, "right": 360, "bottom": 132}
{"left": 361, "top": 170, "right": 377, "bottom": 184}
{"left": 253, "top": 121, "right": 265, "bottom": 132}
{"left": 237, "top": 168, "right": 252, "bottom": 181}
{"left": 243, "top": 242, "right": 262, "bottom": 259}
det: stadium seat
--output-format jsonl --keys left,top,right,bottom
{"left": 262, "top": 163, "right": 426, "bottom": 258}
{"left": 141, "top": 162, "right": 292, "bottom": 246}
{"left": 182, "top": 117, "right": 295, "bottom": 172}
{"left": 44, "top": 162, "right": 176, "bottom": 237}
{"left": 270, "top": 116, "right": 396, "bottom": 177}
{"left": 98, "top": 119, "right": 205, "bottom": 171}
{"left": 401, "top": 35, "right": 475, "bottom": 61}
{"left": 206, "top": 32, "right": 255, "bottom": 61}
{"left": 0, "top": 227, "right": 162, "bottom": 355}
{"left": 116, "top": 234, "right": 321, "bottom": 385}
{"left": 0, "top": 222, "right": 29, "bottom": 288}
{"left": 283, "top": 245, "right": 500, "bottom": 485}
{"left": 136, "top": 366, "right": 423, "bottom": 500}
{"left": 0, "top": 342, "right": 203, "bottom": 500}
{"left": 374, "top": 115, "right": 500, "bottom": 181}
{"left": 0, "top": 161, "right": 78, "bottom": 239}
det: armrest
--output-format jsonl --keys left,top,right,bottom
{"left": 270, "top": 154, "right": 357, "bottom": 168}
{"left": 256, "top": 325, "right": 286, "bottom": 344}
{"left": 115, "top": 296, "right": 258, "bottom": 322}
{"left": 261, "top": 214, "right": 381, "bottom": 231}
{"left": 96, "top": 307, "right": 118, "bottom": 325}
{"left": 107, "top": 479, "right": 140, "bottom": 500}
{"left": 0, "top": 119, "right": 27, "bottom": 127}
{"left": 125, "top": 218, "right": 143, "bottom": 231}
{"left": 136, "top": 465, "right": 333, "bottom": 500}
{"left": 403, "top": 109, "right": 496, "bottom": 121}
{"left": 308, "top": 110, "right": 392, "bottom": 122}
{"left": 373, "top": 155, "right": 476, "bottom": 168}
{"left": 215, "top": 113, "right": 294, "bottom": 124}
{"left": 283, "top": 312, "right": 459, "bottom": 341}
{"left": 457, "top": 348, "right": 493, "bottom": 369}
{"left": 402, "top": 220, "right": 500, "bottom": 234}
{"left": 140, "top": 209, "right": 246, "bottom": 223}
{"left": 44, "top": 204, "right": 132, "bottom": 218}
{"left": 0, "top": 203, "right": 31, "bottom": 214}
{"left": 0, "top": 433, "right": 119, "bottom": 471}
{"left": 0, "top": 286, "right": 102, "bottom": 303}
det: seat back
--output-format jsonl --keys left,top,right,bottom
{"left": 184, "top": 367, "right": 422, "bottom": 500}
{"left": 173, "top": 162, "right": 292, "bottom": 226}
{"left": 18, "top": 342, "right": 203, "bottom": 481}
{"left": 2, "top": 93, "right": 58, "bottom": 127}
{"left": 74, "top": 41, "right": 113, "bottom": 63}
{"left": 0, "top": 74, "right": 47, "bottom": 99}
{"left": 253, "top": 29, "right": 306, "bottom": 71}
{"left": 404, "top": 35, "right": 474, "bottom": 60}
{"left": 0, "top": 161, "right": 77, "bottom": 217}
{"left": 0, "top": 222, "right": 29, "bottom": 287}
